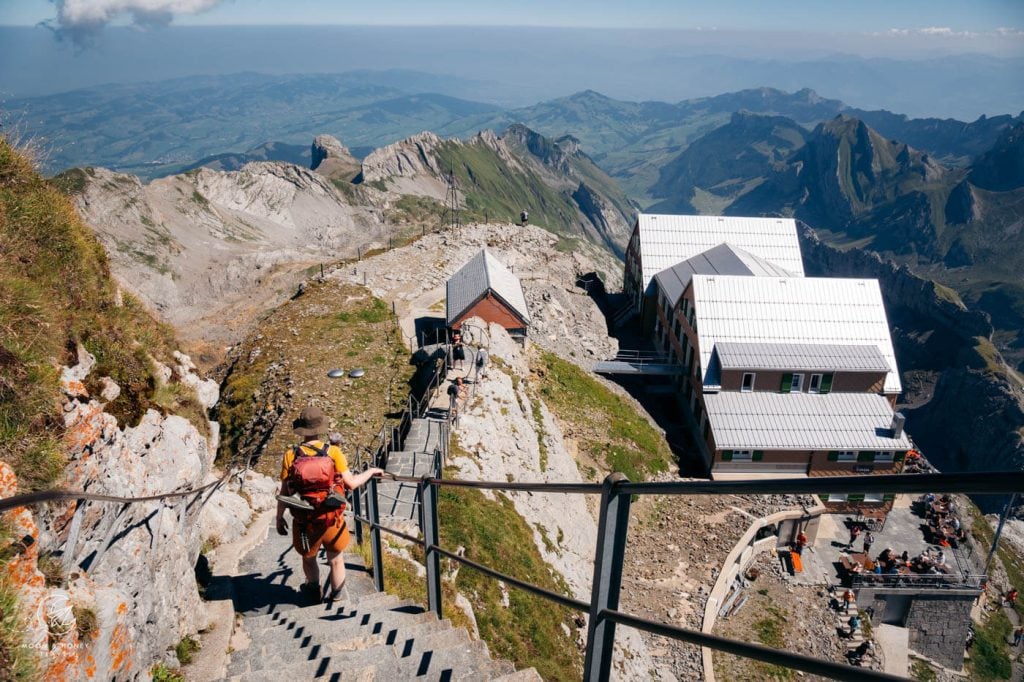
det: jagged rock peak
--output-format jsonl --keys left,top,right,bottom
{"left": 360, "top": 131, "right": 445, "bottom": 182}
{"left": 311, "top": 134, "right": 353, "bottom": 170}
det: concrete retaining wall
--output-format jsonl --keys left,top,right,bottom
{"left": 700, "top": 499, "right": 825, "bottom": 681}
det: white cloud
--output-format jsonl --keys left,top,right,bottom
{"left": 875, "top": 26, "right": 1018, "bottom": 40}
{"left": 47, "top": 0, "right": 225, "bottom": 43}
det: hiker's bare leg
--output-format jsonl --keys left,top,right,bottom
{"left": 302, "top": 555, "right": 320, "bottom": 587}
{"left": 326, "top": 550, "right": 346, "bottom": 593}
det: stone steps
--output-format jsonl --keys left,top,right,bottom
{"left": 226, "top": 514, "right": 533, "bottom": 681}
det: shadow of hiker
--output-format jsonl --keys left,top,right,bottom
{"left": 227, "top": 569, "right": 305, "bottom": 616}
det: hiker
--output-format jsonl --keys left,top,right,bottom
{"left": 276, "top": 406, "right": 383, "bottom": 604}
{"left": 451, "top": 331, "right": 465, "bottom": 370}
{"left": 1005, "top": 589, "right": 1019, "bottom": 607}
{"left": 862, "top": 531, "right": 875, "bottom": 554}
{"left": 848, "top": 614, "right": 861, "bottom": 637}
{"left": 794, "top": 530, "right": 807, "bottom": 555}
{"left": 848, "top": 524, "right": 861, "bottom": 549}
{"left": 475, "top": 347, "right": 489, "bottom": 379}
{"left": 847, "top": 640, "right": 874, "bottom": 666}
{"left": 843, "top": 589, "right": 855, "bottom": 614}
{"left": 1014, "top": 626, "right": 1024, "bottom": 647}
{"left": 447, "top": 377, "right": 465, "bottom": 417}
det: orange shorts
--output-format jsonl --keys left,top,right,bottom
{"left": 292, "top": 514, "right": 350, "bottom": 558}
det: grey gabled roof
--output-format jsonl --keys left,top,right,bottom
{"left": 446, "top": 249, "right": 530, "bottom": 326}
{"left": 635, "top": 213, "right": 805, "bottom": 295}
{"left": 653, "top": 242, "right": 794, "bottom": 306}
{"left": 714, "top": 342, "right": 891, "bottom": 373}
{"left": 704, "top": 392, "right": 912, "bottom": 451}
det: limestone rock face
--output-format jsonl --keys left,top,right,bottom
{"left": 72, "top": 162, "right": 387, "bottom": 345}
{"left": 360, "top": 131, "right": 445, "bottom": 183}
{"left": 310, "top": 134, "right": 361, "bottom": 181}
{"left": 3, "top": 348, "right": 265, "bottom": 680}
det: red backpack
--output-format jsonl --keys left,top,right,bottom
{"left": 289, "top": 443, "right": 340, "bottom": 507}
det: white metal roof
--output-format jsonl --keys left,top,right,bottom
{"left": 714, "top": 342, "right": 891, "bottom": 373}
{"left": 635, "top": 213, "right": 805, "bottom": 295}
{"left": 704, "top": 391, "right": 912, "bottom": 451}
{"left": 692, "top": 275, "right": 902, "bottom": 393}
{"left": 446, "top": 249, "right": 530, "bottom": 326}
{"left": 654, "top": 243, "right": 794, "bottom": 306}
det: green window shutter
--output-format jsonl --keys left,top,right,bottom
{"left": 827, "top": 451, "right": 839, "bottom": 461}
{"left": 848, "top": 493, "right": 865, "bottom": 503}
{"left": 752, "top": 450, "right": 764, "bottom": 461}
{"left": 780, "top": 373, "right": 793, "bottom": 393}
{"left": 883, "top": 493, "right": 896, "bottom": 502}
{"left": 858, "top": 451, "right": 876, "bottom": 462}
{"left": 721, "top": 450, "right": 733, "bottom": 461}
{"left": 820, "top": 493, "right": 830, "bottom": 501}
{"left": 820, "top": 373, "right": 834, "bottom": 394}
{"left": 894, "top": 452, "right": 906, "bottom": 463}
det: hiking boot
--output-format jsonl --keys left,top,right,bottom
{"left": 324, "top": 585, "right": 345, "bottom": 604}
{"left": 276, "top": 493, "right": 314, "bottom": 511}
{"left": 299, "top": 582, "right": 321, "bottom": 605}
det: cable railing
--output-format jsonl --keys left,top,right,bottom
{"left": 347, "top": 469, "right": 1024, "bottom": 682}
{"left": 0, "top": 467, "right": 242, "bottom": 577}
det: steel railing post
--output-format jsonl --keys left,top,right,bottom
{"left": 352, "top": 487, "right": 364, "bottom": 546}
{"left": 421, "top": 477, "right": 443, "bottom": 618}
{"left": 367, "top": 476, "right": 384, "bottom": 592}
{"left": 584, "top": 472, "right": 632, "bottom": 682}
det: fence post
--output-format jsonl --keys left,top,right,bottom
{"left": 367, "top": 476, "right": 384, "bottom": 592}
{"left": 583, "top": 473, "right": 631, "bottom": 681}
{"left": 421, "top": 477, "right": 443, "bottom": 618}
{"left": 352, "top": 486, "right": 364, "bottom": 546}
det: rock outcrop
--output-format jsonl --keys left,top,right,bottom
{"left": 4, "top": 347, "right": 273, "bottom": 680}
{"left": 310, "top": 135, "right": 361, "bottom": 182}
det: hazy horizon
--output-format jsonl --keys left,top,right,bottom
{"left": 1, "top": 25, "right": 1022, "bottom": 120}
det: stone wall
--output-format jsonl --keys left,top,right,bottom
{"left": 860, "top": 589, "right": 977, "bottom": 670}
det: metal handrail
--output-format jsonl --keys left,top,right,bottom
{"left": 346, "top": 470, "right": 947, "bottom": 681}
{"left": 372, "top": 470, "right": 1024, "bottom": 497}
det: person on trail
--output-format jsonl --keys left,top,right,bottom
{"left": 1006, "top": 589, "right": 1019, "bottom": 607}
{"left": 475, "top": 347, "right": 489, "bottom": 380}
{"left": 276, "top": 406, "right": 383, "bottom": 604}
{"left": 843, "top": 589, "right": 855, "bottom": 614}
{"left": 447, "top": 376, "right": 465, "bottom": 417}
{"left": 1014, "top": 626, "right": 1024, "bottom": 647}
{"left": 863, "top": 531, "right": 875, "bottom": 555}
{"left": 794, "top": 530, "right": 808, "bottom": 555}
{"left": 847, "top": 614, "right": 861, "bottom": 637}
{"left": 451, "top": 331, "right": 466, "bottom": 370}
{"left": 848, "top": 525, "right": 861, "bottom": 549}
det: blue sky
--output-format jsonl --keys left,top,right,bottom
{"left": 2, "top": 0, "right": 1022, "bottom": 33}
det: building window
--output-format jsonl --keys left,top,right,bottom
{"left": 731, "top": 450, "right": 753, "bottom": 461}
{"left": 828, "top": 493, "right": 849, "bottom": 503}
{"left": 686, "top": 346, "right": 695, "bottom": 371}
{"left": 809, "top": 373, "right": 822, "bottom": 393}
{"left": 791, "top": 373, "right": 803, "bottom": 392}
{"left": 741, "top": 373, "right": 755, "bottom": 392}
{"left": 863, "top": 493, "right": 885, "bottom": 503}
{"left": 836, "top": 450, "right": 855, "bottom": 462}
{"left": 876, "top": 451, "right": 894, "bottom": 463}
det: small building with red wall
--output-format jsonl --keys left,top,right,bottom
{"left": 446, "top": 249, "right": 530, "bottom": 336}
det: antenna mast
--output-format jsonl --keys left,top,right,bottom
{"left": 442, "top": 165, "right": 460, "bottom": 231}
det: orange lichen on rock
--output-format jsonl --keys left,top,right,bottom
{"left": 63, "top": 403, "right": 105, "bottom": 454}
{"left": 108, "top": 619, "right": 132, "bottom": 673}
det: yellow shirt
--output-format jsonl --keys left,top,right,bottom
{"left": 280, "top": 440, "right": 349, "bottom": 481}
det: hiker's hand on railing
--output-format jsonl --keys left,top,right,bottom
{"left": 276, "top": 516, "right": 288, "bottom": 536}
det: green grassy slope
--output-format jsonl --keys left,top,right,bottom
{"left": 0, "top": 138, "right": 200, "bottom": 490}
{"left": 432, "top": 138, "right": 582, "bottom": 233}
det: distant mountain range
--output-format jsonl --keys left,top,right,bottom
{"left": 8, "top": 72, "right": 1021, "bottom": 190}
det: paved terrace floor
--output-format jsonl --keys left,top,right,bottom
{"left": 791, "top": 495, "right": 973, "bottom": 587}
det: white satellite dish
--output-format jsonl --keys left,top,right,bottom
{"left": 349, "top": 368, "right": 366, "bottom": 378}
{"left": 327, "top": 369, "right": 345, "bottom": 378}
